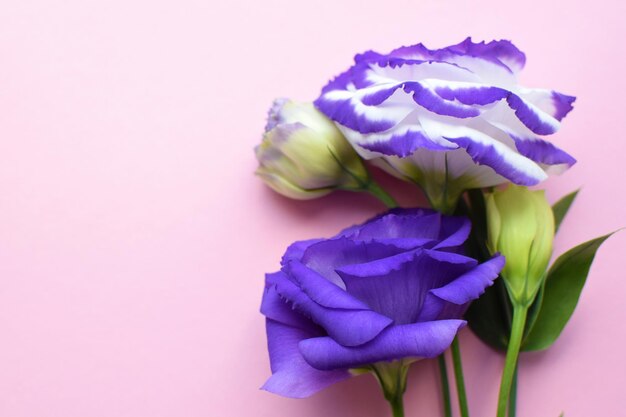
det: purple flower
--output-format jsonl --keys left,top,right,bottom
{"left": 260, "top": 209, "right": 504, "bottom": 398}
{"left": 314, "top": 38, "right": 576, "bottom": 210}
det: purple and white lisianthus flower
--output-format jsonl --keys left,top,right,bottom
{"left": 314, "top": 38, "right": 576, "bottom": 210}
{"left": 261, "top": 209, "right": 504, "bottom": 398}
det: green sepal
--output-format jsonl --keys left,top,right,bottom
{"left": 522, "top": 233, "right": 614, "bottom": 351}
{"left": 522, "top": 282, "right": 545, "bottom": 340}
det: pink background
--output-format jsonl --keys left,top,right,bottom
{"left": 0, "top": 0, "right": 624, "bottom": 416}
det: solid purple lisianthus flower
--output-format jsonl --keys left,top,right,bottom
{"left": 314, "top": 38, "right": 576, "bottom": 209}
{"left": 260, "top": 208, "right": 504, "bottom": 398}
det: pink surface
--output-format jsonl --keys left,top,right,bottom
{"left": 0, "top": 0, "right": 624, "bottom": 416}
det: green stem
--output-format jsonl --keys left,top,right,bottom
{"left": 388, "top": 393, "right": 405, "bottom": 417}
{"left": 365, "top": 181, "right": 398, "bottom": 208}
{"left": 371, "top": 361, "right": 408, "bottom": 417}
{"left": 422, "top": 155, "right": 462, "bottom": 215}
{"left": 426, "top": 190, "right": 457, "bottom": 215}
{"left": 451, "top": 337, "right": 470, "bottom": 417}
{"left": 437, "top": 355, "right": 452, "bottom": 417}
{"left": 497, "top": 304, "right": 528, "bottom": 417}
{"left": 508, "top": 365, "right": 518, "bottom": 417}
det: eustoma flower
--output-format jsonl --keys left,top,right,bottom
{"left": 255, "top": 99, "right": 370, "bottom": 200}
{"left": 315, "top": 38, "right": 576, "bottom": 211}
{"left": 260, "top": 209, "right": 504, "bottom": 414}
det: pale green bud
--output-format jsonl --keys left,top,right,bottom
{"left": 486, "top": 185, "right": 554, "bottom": 304}
{"left": 255, "top": 99, "right": 369, "bottom": 199}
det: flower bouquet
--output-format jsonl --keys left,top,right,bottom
{"left": 255, "top": 38, "right": 612, "bottom": 417}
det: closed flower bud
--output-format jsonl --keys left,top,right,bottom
{"left": 255, "top": 99, "right": 369, "bottom": 199}
{"left": 486, "top": 185, "right": 554, "bottom": 304}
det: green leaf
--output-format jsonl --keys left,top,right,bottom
{"left": 463, "top": 189, "right": 513, "bottom": 351}
{"left": 552, "top": 189, "right": 579, "bottom": 233}
{"left": 467, "top": 189, "right": 488, "bottom": 239}
{"left": 466, "top": 278, "right": 511, "bottom": 351}
{"left": 522, "top": 233, "right": 614, "bottom": 351}
{"left": 467, "top": 277, "right": 547, "bottom": 352}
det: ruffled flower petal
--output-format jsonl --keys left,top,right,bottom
{"left": 510, "top": 135, "right": 577, "bottom": 167}
{"left": 418, "top": 255, "right": 505, "bottom": 321}
{"left": 301, "top": 237, "right": 406, "bottom": 286}
{"left": 269, "top": 271, "right": 393, "bottom": 347}
{"left": 386, "top": 38, "right": 526, "bottom": 74}
{"left": 262, "top": 319, "right": 351, "bottom": 398}
{"left": 299, "top": 320, "right": 466, "bottom": 371}
{"left": 261, "top": 275, "right": 320, "bottom": 331}
{"left": 284, "top": 260, "right": 370, "bottom": 310}
{"left": 281, "top": 238, "right": 324, "bottom": 265}
{"left": 336, "top": 249, "right": 475, "bottom": 324}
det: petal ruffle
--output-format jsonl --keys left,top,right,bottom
{"left": 262, "top": 319, "right": 351, "bottom": 398}
{"left": 340, "top": 209, "right": 442, "bottom": 241}
{"left": 284, "top": 260, "right": 370, "bottom": 310}
{"left": 356, "top": 127, "right": 455, "bottom": 157}
{"left": 281, "top": 238, "right": 324, "bottom": 265}
{"left": 511, "top": 135, "right": 577, "bottom": 167}
{"left": 447, "top": 136, "right": 546, "bottom": 185}
{"left": 387, "top": 38, "right": 526, "bottom": 74}
{"left": 299, "top": 320, "right": 466, "bottom": 371}
{"left": 517, "top": 88, "right": 575, "bottom": 122}
{"left": 301, "top": 237, "right": 405, "bottom": 286}
{"left": 314, "top": 85, "right": 414, "bottom": 134}
{"left": 337, "top": 209, "right": 470, "bottom": 252}
{"left": 261, "top": 275, "right": 320, "bottom": 331}
{"left": 418, "top": 255, "right": 505, "bottom": 321}
{"left": 433, "top": 216, "right": 471, "bottom": 251}
{"left": 337, "top": 249, "right": 476, "bottom": 324}
{"left": 269, "top": 271, "right": 393, "bottom": 347}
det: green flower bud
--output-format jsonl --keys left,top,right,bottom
{"left": 486, "top": 185, "right": 554, "bottom": 304}
{"left": 255, "top": 99, "right": 369, "bottom": 199}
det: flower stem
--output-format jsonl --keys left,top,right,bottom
{"left": 508, "top": 365, "right": 518, "bottom": 417}
{"left": 426, "top": 191, "right": 457, "bottom": 215}
{"left": 422, "top": 154, "right": 462, "bottom": 215}
{"left": 388, "top": 392, "right": 405, "bottom": 417}
{"left": 365, "top": 181, "right": 398, "bottom": 208}
{"left": 451, "top": 337, "right": 470, "bottom": 417}
{"left": 497, "top": 304, "right": 529, "bottom": 417}
{"left": 371, "top": 361, "right": 409, "bottom": 417}
{"left": 437, "top": 355, "right": 452, "bottom": 417}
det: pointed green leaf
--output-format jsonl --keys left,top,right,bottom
{"left": 467, "top": 189, "right": 488, "bottom": 237}
{"left": 522, "top": 233, "right": 614, "bottom": 351}
{"left": 463, "top": 190, "right": 513, "bottom": 351}
{"left": 468, "top": 276, "right": 547, "bottom": 352}
{"left": 552, "top": 189, "right": 579, "bottom": 233}
{"left": 466, "top": 278, "right": 511, "bottom": 351}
